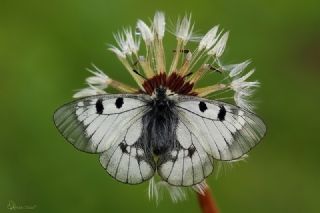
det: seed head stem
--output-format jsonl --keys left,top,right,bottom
{"left": 197, "top": 185, "right": 219, "bottom": 213}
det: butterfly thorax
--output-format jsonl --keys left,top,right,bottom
{"left": 142, "top": 87, "right": 178, "bottom": 156}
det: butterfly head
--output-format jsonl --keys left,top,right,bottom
{"left": 155, "top": 87, "right": 167, "bottom": 99}
{"left": 152, "top": 87, "right": 172, "bottom": 110}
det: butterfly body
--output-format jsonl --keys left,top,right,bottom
{"left": 144, "top": 87, "right": 178, "bottom": 156}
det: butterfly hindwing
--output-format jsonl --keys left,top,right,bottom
{"left": 98, "top": 104, "right": 155, "bottom": 184}
{"left": 175, "top": 96, "right": 266, "bottom": 161}
{"left": 157, "top": 119, "right": 214, "bottom": 186}
{"left": 100, "top": 135, "right": 156, "bottom": 184}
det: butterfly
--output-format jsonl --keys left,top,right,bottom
{"left": 53, "top": 12, "right": 266, "bottom": 188}
{"left": 54, "top": 86, "right": 265, "bottom": 186}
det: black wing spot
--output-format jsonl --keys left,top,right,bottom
{"left": 136, "top": 155, "right": 143, "bottom": 163}
{"left": 119, "top": 142, "right": 128, "bottom": 153}
{"left": 188, "top": 146, "right": 196, "bottom": 157}
{"left": 115, "top": 97, "right": 124, "bottom": 109}
{"left": 218, "top": 105, "right": 226, "bottom": 121}
{"left": 199, "top": 101, "right": 207, "bottom": 112}
{"left": 95, "top": 98, "right": 104, "bottom": 114}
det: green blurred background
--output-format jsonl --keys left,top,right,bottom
{"left": 1, "top": 0, "right": 319, "bottom": 212}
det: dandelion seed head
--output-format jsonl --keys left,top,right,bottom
{"left": 148, "top": 178, "right": 187, "bottom": 203}
{"left": 228, "top": 60, "right": 252, "bottom": 77}
{"left": 113, "top": 28, "right": 140, "bottom": 56}
{"left": 208, "top": 31, "right": 229, "bottom": 57}
{"left": 85, "top": 64, "right": 111, "bottom": 89}
{"left": 137, "top": 20, "right": 154, "bottom": 44}
{"left": 175, "top": 14, "right": 194, "bottom": 43}
{"left": 78, "top": 11, "right": 261, "bottom": 110}
{"left": 108, "top": 46, "right": 126, "bottom": 58}
{"left": 73, "top": 85, "right": 107, "bottom": 98}
{"left": 199, "top": 25, "right": 219, "bottom": 50}
{"left": 73, "top": 12, "right": 263, "bottom": 202}
{"left": 153, "top": 11, "right": 165, "bottom": 39}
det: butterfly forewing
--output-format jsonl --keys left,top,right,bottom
{"left": 175, "top": 96, "right": 266, "bottom": 161}
{"left": 54, "top": 94, "right": 148, "bottom": 153}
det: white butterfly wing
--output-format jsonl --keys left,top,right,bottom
{"left": 158, "top": 96, "right": 265, "bottom": 186}
{"left": 176, "top": 96, "right": 266, "bottom": 161}
{"left": 54, "top": 94, "right": 155, "bottom": 184}
{"left": 157, "top": 122, "right": 214, "bottom": 186}
{"left": 99, "top": 118, "right": 156, "bottom": 184}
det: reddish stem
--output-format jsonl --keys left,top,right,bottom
{"left": 197, "top": 186, "right": 220, "bottom": 213}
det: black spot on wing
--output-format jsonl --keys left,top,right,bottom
{"left": 198, "top": 101, "right": 207, "bottom": 112}
{"left": 187, "top": 145, "right": 196, "bottom": 157}
{"left": 218, "top": 105, "right": 226, "bottom": 121}
{"left": 96, "top": 98, "right": 104, "bottom": 114}
{"left": 119, "top": 142, "right": 128, "bottom": 154}
{"left": 115, "top": 97, "right": 124, "bottom": 109}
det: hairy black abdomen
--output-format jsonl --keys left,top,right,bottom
{"left": 142, "top": 101, "right": 178, "bottom": 156}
